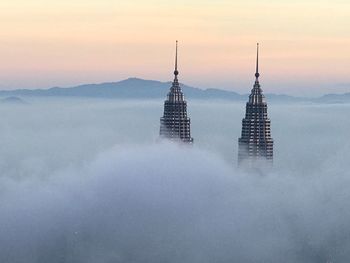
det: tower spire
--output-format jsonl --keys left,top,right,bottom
{"left": 255, "top": 43, "right": 260, "bottom": 81}
{"left": 174, "top": 40, "right": 179, "bottom": 78}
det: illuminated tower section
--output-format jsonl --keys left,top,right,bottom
{"left": 238, "top": 43, "right": 273, "bottom": 165}
{"left": 160, "top": 41, "right": 193, "bottom": 143}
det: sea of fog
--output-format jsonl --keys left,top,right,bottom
{"left": 0, "top": 97, "right": 349, "bottom": 262}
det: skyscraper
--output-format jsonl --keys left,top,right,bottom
{"left": 238, "top": 43, "right": 273, "bottom": 165}
{"left": 159, "top": 41, "right": 193, "bottom": 143}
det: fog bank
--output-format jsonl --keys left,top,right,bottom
{"left": 0, "top": 98, "right": 349, "bottom": 262}
{"left": 0, "top": 142, "right": 349, "bottom": 262}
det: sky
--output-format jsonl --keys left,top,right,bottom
{"left": 0, "top": 0, "right": 349, "bottom": 95}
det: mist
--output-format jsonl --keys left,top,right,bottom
{"left": 0, "top": 98, "right": 349, "bottom": 262}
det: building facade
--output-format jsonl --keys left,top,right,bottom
{"left": 160, "top": 41, "right": 193, "bottom": 143}
{"left": 238, "top": 43, "right": 273, "bottom": 165}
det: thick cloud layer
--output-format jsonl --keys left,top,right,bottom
{"left": 0, "top": 99, "right": 349, "bottom": 262}
{"left": 0, "top": 143, "right": 350, "bottom": 263}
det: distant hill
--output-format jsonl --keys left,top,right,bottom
{"left": 316, "top": 93, "right": 350, "bottom": 103}
{"left": 0, "top": 78, "right": 246, "bottom": 100}
{"left": 0, "top": 77, "right": 347, "bottom": 103}
{"left": 0, "top": 96, "right": 27, "bottom": 104}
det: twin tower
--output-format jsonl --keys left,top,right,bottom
{"left": 159, "top": 42, "right": 273, "bottom": 165}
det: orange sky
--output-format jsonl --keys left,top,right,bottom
{"left": 0, "top": 0, "right": 349, "bottom": 95}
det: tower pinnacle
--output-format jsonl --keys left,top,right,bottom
{"left": 255, "top": 43, "right": 260, "bottom": 80}
{"left": 174, "top": 40, "right": 179, "bottom": 77}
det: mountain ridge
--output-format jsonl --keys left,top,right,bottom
{"left": 0, "top": 77, "right": 348, "bottom": 103}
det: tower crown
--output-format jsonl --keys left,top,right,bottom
{"left": 249, "top": 43, "right": 265, "bottom": 104}
{"left": 168, "top": 40, "right": 183, "bottom": 101}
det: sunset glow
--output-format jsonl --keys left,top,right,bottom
{"left": 0, "top": 0, "right": 349, "bottom": 95}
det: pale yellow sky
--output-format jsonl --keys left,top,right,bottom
{"left": 0, "top": 0, "right": 349, "bottom": 95}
